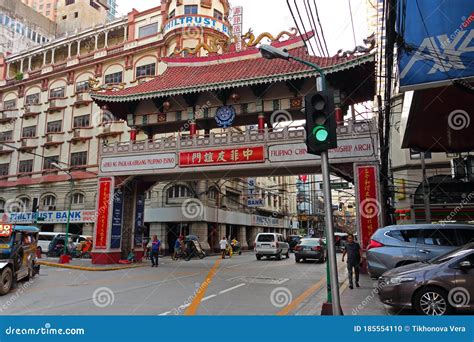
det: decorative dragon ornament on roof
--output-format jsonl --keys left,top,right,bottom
{"left": 173, "top": 28, "right": 298, "bottom": 56}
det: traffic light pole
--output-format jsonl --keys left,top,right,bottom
{"left": 292, "top": 56, "right": 342, "bottom": 315}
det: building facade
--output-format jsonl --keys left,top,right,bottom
{"left": 0, "top": 0, "right": 301, "bottom": 251}
{"left": 0, "top": 0, "right": 56, "bottom": 55}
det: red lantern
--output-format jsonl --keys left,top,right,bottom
{"left": 230, "top": 93, "right": 240, "bottom": 103}
{"left": 162, "top": 101, "right": 171, "bottom": 112}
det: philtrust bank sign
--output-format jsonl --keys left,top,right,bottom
{"left": 163, "top": 15, "right": 231, "bottom": 37}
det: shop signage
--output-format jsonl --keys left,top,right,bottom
{"left": 110, "top": 190, "right": 123, "bottom": 249}
{"left": 134, "top": 194, "right": 145, "bottom": 247}
{"left": 247, "top": 198, "right": 264, "bottom": 207}
{"left": 163, "top": 15, "right": 231, "bottom": 37}
{"left": 101, "top": 153, "right": 176, "bottom": 173}
{"left": 4, "top": 211, "right": 96, "bottom": 224}
{"left": 96, "top": 178, "right": 112, "bottom": 250}
{"left": 179, "top": 146, "right": 265, "bottom": 167}
{"left": 230, "top": 6, "right": 243, "bottom": 51}
{"left": 268, "top": 138, "right": 374, "bottom": 163}
{"left": 253, "top": 215, "right": 283, "bottom": 228}
{"left": 354, "top": 164, "right": 381, "bottom": 249}
{"left": 0, "top": 224, "right": 12, "bottom": 237}
{"left": 397, "top": 1, "right": 474, "bottom": 90}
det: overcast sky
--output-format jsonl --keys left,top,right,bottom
{"left": 116, "top": 0, "right": 371, "bottom": 55}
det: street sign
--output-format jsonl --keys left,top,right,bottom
{"left": 320, "top": 182, "right": 351, "bottom": 190}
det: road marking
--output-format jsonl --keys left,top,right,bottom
{"left": 219, "top": 283, "right": 246, "bottom": 294}
{"left": 277, "top": 264, "right": 346, "bottom": 316}
{"left": 159, "top": 311, "right": 172, "bottom": 316}
{"left": 184, "top": 258, "right": 222, "bottom": 315}
{"left": 202, "top": 294, "right": 217, "bottom": 301}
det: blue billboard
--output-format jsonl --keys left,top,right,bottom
{"left": 397, "top": 0, "right": 474, "bottom": 90}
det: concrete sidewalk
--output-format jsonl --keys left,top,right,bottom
{"left": 339, "top": 272, "right": 391, "bottom": 315}
{"left": 37, "top": 257, "right": 151, "bottom": 271}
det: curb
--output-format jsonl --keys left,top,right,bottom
{"left": 37, "top": 261, "right": 148, "bottom": 272}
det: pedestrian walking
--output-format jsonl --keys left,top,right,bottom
{"left": 151, "top": 235, "right": 161, "bottom": 267}
{"left": 342, "top": 233, "right": 361, "bottom": 289}
{"left": 219, "top": 236, "right": 228, "bottom": 259}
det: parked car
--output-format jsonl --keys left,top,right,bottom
{"left": 0, "top": 225, "right": 40, "bottom": 295}
{"left": 367, "top": 224, "right": 474, "bottom": 278}
{"left": 294, "top": 238, "right": 326, "bottom": 263}
{"left": 255, "top": 233, "right": 290, "bottom": 260}
{"left": 37, "top": 232, "right": 59, "bottom": 254}
{"left": 378, "top": 243, "right": 474, "bottom": 315}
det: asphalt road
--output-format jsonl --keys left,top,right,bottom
{"left": 0, "top": 252, "right": 334, "bottom": 316}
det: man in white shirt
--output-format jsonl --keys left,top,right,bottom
{"left": 219, "top": 237, "right": 228, "bottom": 259}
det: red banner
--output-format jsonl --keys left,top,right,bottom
{"left": 355, "top": 165, "right": 381, "bottom": 249}
{"left": 95, "top": 178, "right": 112, "bottom": 249}
{"left": 179, "top": 146, "right": 265, "bottom": 167}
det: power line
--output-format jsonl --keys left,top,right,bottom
{"left": 347, "top": 0, "right": 357, "bottom": 47}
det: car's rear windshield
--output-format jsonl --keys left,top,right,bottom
{"left": 299, "top": 239, "right": 320, "bottom": 246}
{"left": 257, "top": 235, "right": 275, "bottom": 242}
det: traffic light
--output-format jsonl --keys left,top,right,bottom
{"left": 305, "top": 91, "right": 337, "bottom": 155}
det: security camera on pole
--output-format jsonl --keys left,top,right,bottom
{"left": 260, "top": 45, "right": 343, "bottom": 316}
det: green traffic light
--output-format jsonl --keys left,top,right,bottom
{"left": 313, "top": 125, "right": 329, "bottom": 142}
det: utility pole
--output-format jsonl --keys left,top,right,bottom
{"left": 420, "top": 152, "right": 431, "bottom": 223}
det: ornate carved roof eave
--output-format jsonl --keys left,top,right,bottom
{"left": 91, "top": 54, "right": 374, "bottom": 104}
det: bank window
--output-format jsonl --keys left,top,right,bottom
{"left": 73, "top": 115, "right": 90, "bottom": 128}
{"left": 72, "top": 193, "right": 85, "bottom": 204}
{"left": 0, "top": 164, "right": 9, "bottom": 176}
{"left": 42, "top": 195, "right": 56, "bottom": 208}
{"left": 136, "top": 63, "right": 156, "bottom": 78}
{"left": 104, "top": 71, "right": 123, "bottom": 84}
{"left": 22, "top": 126, "right": 36, "bottom": 138}
{"left": 25, "top": 93, "right": 40, "bottom": 105}
{"left": 76, "top": 80, "right": 89, "bottom": 93}
{"left": 17, "top": 197, "right": 30, "bottom": 211}
{"left": 185, "top": 5, "right": 198, "bottom": 15}
{"left": 19, "top": 160, "right": 33, "bottom": 174}
{"left": 46, "top": 120, "right": 62, "bottom": 133}
{"left": 0, "top": 131, "right": 13, "bottom": 142}
{"left": 3, "top": 99, "right": 16, "bottom": 110}
{"left": 169, "top": 10, "right": 175, "bottom": 19}
{"left": 138, "top": 22, "right": 158, "bottom": 38}
{"left": 43, "top": 156, "right": 59, "bottom": 170}
{"left": 50, "top": 86, "right": 65, "bottom": 99}
{"left": 214, "top": 9, "right": 223, "bottom": 20}
{"left": 70, "top": 151, "right": 88, "bottom": 167}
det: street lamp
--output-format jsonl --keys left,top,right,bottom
{"left": 51, "top": 162, "right": 74, "bottom": 264}
{"left": 260, "top": 45, "right": 342, "bottom": 315}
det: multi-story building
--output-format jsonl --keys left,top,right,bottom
{"left": 0, "top": 0, "right": 299, "bottom": 252}
{"left": 21, "top": 0, "right": 59, "bottom": 21}
{"left": 0, "top": 0, "right": 56, "bottom": 55}
{"left": 105, "top": 0, "right": 118, "bottom": 22}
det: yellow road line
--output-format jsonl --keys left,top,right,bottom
{"left": 277, "top": 264, "right": 347, "bottom": 316}
{"left": 184, "top": 258, "right": 222, "bottom": 315}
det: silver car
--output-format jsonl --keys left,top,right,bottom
{"left": 367, "top": 224, "right": 474, "bottom": 278}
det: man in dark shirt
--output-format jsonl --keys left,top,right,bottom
{"left": 342, "top": 234, "right": 361, "bottom": 289}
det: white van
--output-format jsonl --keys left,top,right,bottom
{"left": 37, "top": 232, "right": 59, "bottom": 253}
{"left": 255, "top": 233, "right": 290, "bottom": 260}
